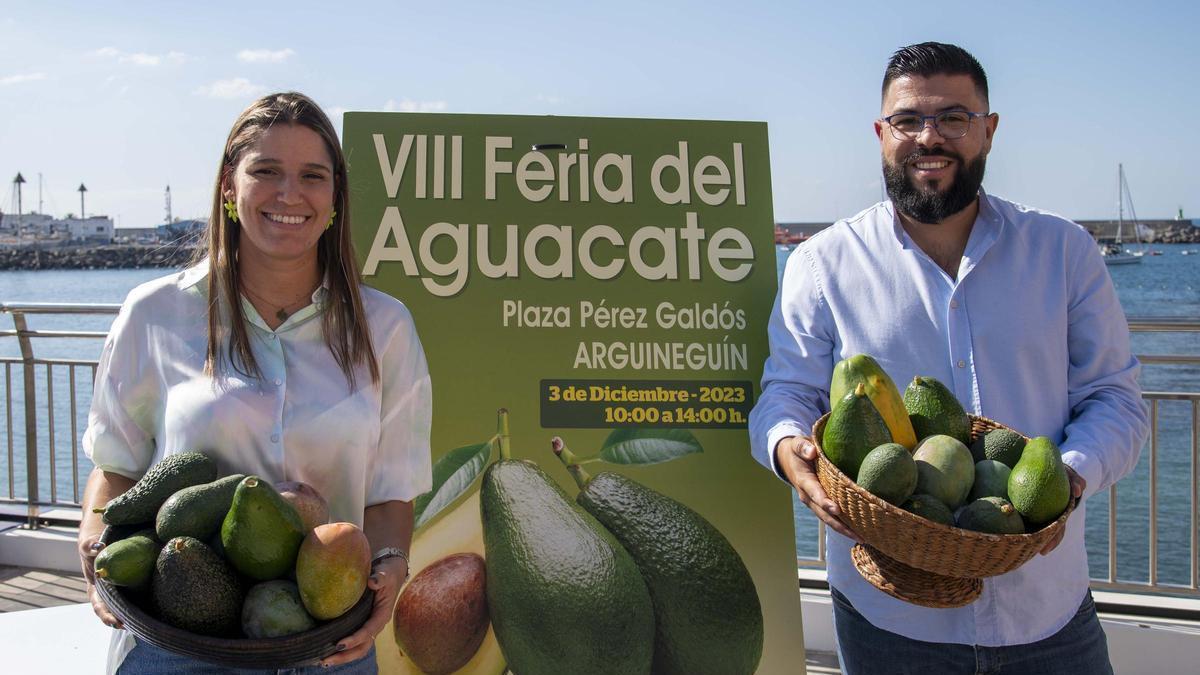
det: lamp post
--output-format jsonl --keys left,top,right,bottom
{"left": 78, "top": 183, "right": 88, "bottom": 219}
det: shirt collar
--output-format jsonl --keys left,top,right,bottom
{"left": 175, "top": 258, "right": 331, "bottom": 330}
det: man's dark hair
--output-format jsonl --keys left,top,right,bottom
{"left": 882, "top": 42, "right": 988, "bottom": 103}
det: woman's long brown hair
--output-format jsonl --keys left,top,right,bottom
{"left": 199, "top": 92, "right": 379, "bottom": 388}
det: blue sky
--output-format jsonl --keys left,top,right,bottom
{"left": 2, "top": 1, "right": 1197, "bottom": 228}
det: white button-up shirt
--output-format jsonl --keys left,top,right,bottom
{"left": 749, "top": 193, "right": 1148, "bottom": 646}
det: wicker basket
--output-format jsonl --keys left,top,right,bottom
{"left": 813, "top": 413, "right": 1075, "bottom": 607}
{"left": 96, "top": 526, "right": 374, "bottom": 669}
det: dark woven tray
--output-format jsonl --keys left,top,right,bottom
{"left": 96, "top": 525, "right": 374, "bottom": 669}
{"left": 813, "top": 414, "right": 1076, "bottom": 605}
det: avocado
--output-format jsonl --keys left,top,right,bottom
{"left": 902, "top": 493, "right": 955, "bottom": 527}
{"left": 912, "top": 435, "right": 975, "bottom": 510}
{"left": 94, "top": 533, "right": 161, "bottom": 589}
{"left": 956, "top": 496, "right": 1025, "bottom": 535}
{"left": 1008, "top": 437, "right": 1071, "bottom": 525}
{"left": 480, "top": 459, "right": 654, "bottom": 675}
{"left": 829, "top": 354, "right": 918, "bottom": 449}
{"left": 856, "top": 443, "right": 918, "bottom": 505}
{"left": 153, "top": 536, "right": 243, "bottom": 636}
{"left": 970, "top": 428, "right": 1026, "bottom": 468}
{"left": 242, "top": 580, "right": 316, "bottom": 638}
{"left": 822, "top": 384, "right": 894, "bottom": 479}
{"left": 221, "top": 476, "right": 306, "bottom": 581}
{"left": 903, "top": 376, "right": 971, "bottom": 445}
{"left": 95, "top": 452, "right": 217, "bottom": 526}
{"left": 571, "top": 470, "right": 763, "bottom": 675}
{"left": 968, "top": 460, "right": 1011, "bottom": 502}
{"left": 156, "top": 474, "right": 245, "bottom": 542}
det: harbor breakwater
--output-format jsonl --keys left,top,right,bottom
{"left": 0, "top": 244, "right": 199, "bottom": 270}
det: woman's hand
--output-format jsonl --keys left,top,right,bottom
{"left": 78, "top": 528, "right": 123, "bottom": 629}
{"left": 78, "top": 468, "right": 134, "bottom": 629}
{"left": 320, "top": 556, "right": 408, "bottom": 667}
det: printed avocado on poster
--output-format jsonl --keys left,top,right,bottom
{"left": 346, "top": 112, "right": 805, "bottom": 675}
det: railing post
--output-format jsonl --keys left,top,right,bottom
{"left": 13, "top": 311, "right": 40, "bottom": 529}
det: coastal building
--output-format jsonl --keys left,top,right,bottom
{"left": 60, "top": 215, "right": 114, "bottom": 244}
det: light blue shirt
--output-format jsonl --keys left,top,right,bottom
{"left": 749, "top": 192, "right": 1148, "bottom": 646}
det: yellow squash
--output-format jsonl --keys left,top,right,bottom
{"left": 829, "top": 354, "right": 917, "bottom": 450}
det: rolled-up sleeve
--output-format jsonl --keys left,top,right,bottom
{"left": 82, "top": 302, "right": 159, "bottom": 480}
{"left": 1059, "top": 232, "right": 1149, "bottom": 498}
{"left": 368, "top": 309, "right": 433, "bottom": 505}
{"left": 749, "top": 244, "right": 836, "bottom": 480}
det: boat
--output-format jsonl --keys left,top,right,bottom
{"left": 1101, "top": 164, "right": 1146, "bottom": 265}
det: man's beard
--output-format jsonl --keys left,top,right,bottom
{"left": 883, "top": 149, "right": 986, "bottom": 224}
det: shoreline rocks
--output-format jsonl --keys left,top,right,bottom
{"left": 0, "top": 244, "right": 200, "bottom": 271}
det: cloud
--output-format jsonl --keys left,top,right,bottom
{"left": 383, "top": 99, "right": 448, "bottom": 113}
{"left": 194, "top": 77, "right": 268, "bottom": 99}
{"left": 1, "top": 72, "right": 46, "bottom": 86}
{"left": 237, "top": 48, "right": 296, "bottom": 64}
{"left": 93, "top": 47, "right": 188, "bottom": 66}
{"left": 536, "top": 94, "right": 564, "bottom": 105}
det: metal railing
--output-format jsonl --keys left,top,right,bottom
{"left": 3, "top": 304, "right": 1200, "bottom": 598}
{"left": 792, "top": 316, "right": 1200, "bottom": 599}
{"left": 1, "top": 302, "right": 119, "bottom": 527}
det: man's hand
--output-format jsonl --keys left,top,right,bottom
{"left": 1039, "top": 465, "right": 1086, "bottom": 555}
{"left": 320, "top": 556, "right": 407, "bottom": 667}
{"left": 777, "top": 436, "right": 862, "bottom": 542}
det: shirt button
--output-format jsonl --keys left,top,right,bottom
{"left": 957, "top": 359, "right": 966, "bottom": 368}
{"left": 274, "top": 378, "right": 282, "bottom": 386}
{"left": 950, "top": 300, "right": 959, "bottom": 309}
{"left": 271, "top": 433, "right": 280, "bottom": 443}
{"left": 269, "top": 334, "right": 277, "bottom": 340}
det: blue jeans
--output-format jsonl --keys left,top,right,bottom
{"left": 117, "top": 640, "right": 377, "bottom": 675}
{"left": 831, "top": 588, "right": 1113, "bottom": 675}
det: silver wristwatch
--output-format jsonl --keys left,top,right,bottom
{"left": 371, "top": 547, "right": 411, "bottom": 579}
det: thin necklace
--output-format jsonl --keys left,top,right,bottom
{"left": 240, "top": 282, "right": 313, "bottom": 323}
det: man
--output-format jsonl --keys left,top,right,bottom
{"left": 749, "top": 42, "right": 1147, "bottom": 674}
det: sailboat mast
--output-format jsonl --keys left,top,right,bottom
{"left": 1117, "top": 163, "right": 1124, "bottom": 244}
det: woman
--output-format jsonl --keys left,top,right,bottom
{"left": 76, "top": 92, "right": 432, "bottom": 674}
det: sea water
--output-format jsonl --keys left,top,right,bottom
{"left": 1, "top": 244, "right": 1199, "bottom": 584}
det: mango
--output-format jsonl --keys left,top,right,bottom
{"left": 394, "top": 553, "right": 489, "bottom": 675}
{"left": 275, "top": 480, "right": 330, "bottom": 534}
{"left": 295, "top": 522, "right": 371, "bottom": 620}
{"left": 912, "top": 435, "right": 975, "bottom": 510}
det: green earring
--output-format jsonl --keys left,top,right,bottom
{"left": 326, "top": 208, "right": 337, "bottom": 230}
{"left": 223, "top": 200, "right": 239, "bottom": 224}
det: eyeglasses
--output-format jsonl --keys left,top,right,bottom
{"left": 880, "top": 111, "right": 990, "bottom": 140}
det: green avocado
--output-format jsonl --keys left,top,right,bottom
{"left": 1008, "top": 437, "right": 1071, "bottom": 525}
{"left": 94, "top": 533, "right": 161, "bottom": 589}
{"left": 902, "top": 493, "right": 955, "bottom": 527}
{"left": 220, "top": 476, "right": 305, "bottom": 581}
{"left": 903, "top": 376, "right": 971, "bottom": 445}
{"left": 156, "top": 474, "right": 245, "bottom": 542}
{"left": 153, "top": 536, "right": 243, "bottom": 636}
{"left": 856, "top": 443, "right": 918, "bottom": 506}
{"left": 572, "top": 471, "right": 763, "bottom": 675}
{"left": 968, "top": 460, "right": 1011, "bottom": 502}
{"left": 95, "top": 452, "right": 217, "bottom": 526}
{"left": 970, "top": 428, "right": 1026, "bottom": 468}
{"left": 822, "top": 384, "right": 893, "bottom": 480}
{"left": 956, "top": 496, "right": 1026, "bottom": 535}
{"left": 480, "top": 459, "right": 654, "bottom": 675}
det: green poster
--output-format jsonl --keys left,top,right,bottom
{"left": 346, "top": 112, "right": 804, "bottom": 675}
